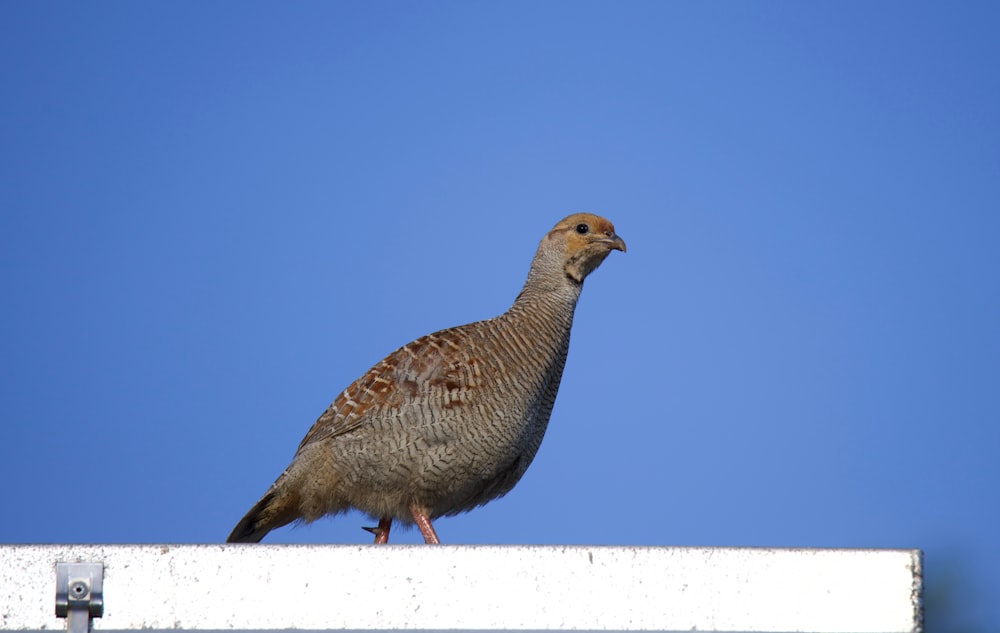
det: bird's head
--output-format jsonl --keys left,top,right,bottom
{"left": 548, "top": 213, "right": 626, "bottom": 284}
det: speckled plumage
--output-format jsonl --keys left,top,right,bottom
{"left": 227, "top": 213, "right": 625, "bottom": 544}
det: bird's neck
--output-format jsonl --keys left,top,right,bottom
{"left": 504, "top": 255, "right": 582, "bottom": 344}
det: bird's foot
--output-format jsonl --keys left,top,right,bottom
{"left": 362, "top": 517, "right": 392, "bottom": 544}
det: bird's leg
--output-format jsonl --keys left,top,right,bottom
{"left": 409, "top": 504, "right": 441, "bottom": 544}
{"left": 372, "top": 517, "right": 391, "bottom": 544}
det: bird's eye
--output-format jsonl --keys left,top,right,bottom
{"left": 575, "top": 223, "right": 590, "bottom": 235}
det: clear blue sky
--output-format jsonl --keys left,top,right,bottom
{"left": 2, "top": 2, "right": 997, "bottom": 628}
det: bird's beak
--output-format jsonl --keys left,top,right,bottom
{"left": 603, "top": 233, "right": 627, "bottom": 253}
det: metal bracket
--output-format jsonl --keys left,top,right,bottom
{"left": 55, "top": 562, "right": 104, "bottom": 633}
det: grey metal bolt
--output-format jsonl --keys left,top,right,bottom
{"left": 69, "top": 580, "right": 89, "bottom": 600}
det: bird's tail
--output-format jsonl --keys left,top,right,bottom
{"left": 226, "top": 486, "right": 299, "bottom": 543}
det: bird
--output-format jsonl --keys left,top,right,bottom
{"left": 227, "top": 213, "right": 625, "bottom": 544}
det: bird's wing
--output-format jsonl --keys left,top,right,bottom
{"left": 295, "top": 324, "right": 483, "bottom": 452}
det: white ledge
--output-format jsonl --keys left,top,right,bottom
{"left": 1, "top": 544, "right": 921, "bottom": 632}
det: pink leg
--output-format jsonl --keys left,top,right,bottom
{"left": 409, "top": 504, "right": 441, "bottom": 544}
{"left": 371, "top": 517, "right": 392, "bottom": 544}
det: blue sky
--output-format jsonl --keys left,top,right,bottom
{"left": 2, "top": 2, "right": 998, "bottom": 628}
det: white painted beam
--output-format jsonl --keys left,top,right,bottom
{"left": 0, "top": 545, "right": 921, "bottom": 632}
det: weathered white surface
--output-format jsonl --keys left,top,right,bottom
{"left": 0, "top": 545, "right": 921, "bottom": 632}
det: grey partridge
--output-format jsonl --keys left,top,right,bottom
{"left": 227, "top": 213, "right": 625, "bottom": 544}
